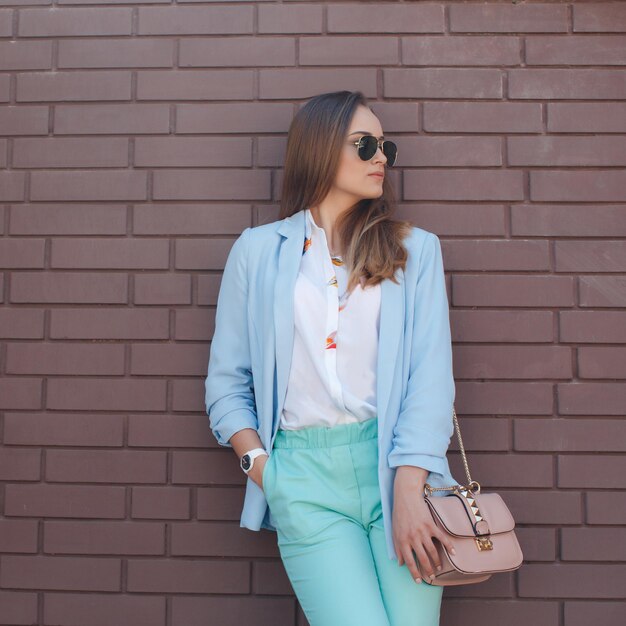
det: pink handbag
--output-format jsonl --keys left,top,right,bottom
{"left": 420, "top": 405, "right": 524, "bottom": 586}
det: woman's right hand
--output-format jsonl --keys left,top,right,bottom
{"left": 249, "top": 454, "right": 270, "bottom": 493}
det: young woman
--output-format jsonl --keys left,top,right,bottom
{"left": 205, "top": 90, "right": 458, "bottom": 626}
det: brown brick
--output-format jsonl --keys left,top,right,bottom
{"left": 55, "top": 104, "right": 170, "bottom": 135}
{"left": 403, "top": 35, "right": 520, "bottom": 66}
{"left": 30, "top": 170, "right": 147, "bottom": 201}
{"left": 137, "top": 69, "right": 254, "bottom": 101}
{"left": 133, "top": 203, "right": 252, "bottom": 235}
{"left": 520, "top": 564, "right": 626, "bottom": 598}
{"left": 134, "top": 137, "right": 251, "bottom": 168}
{"left": 0, "top": 105, "right": 49, "bottom": 135}
{"left": 0, "top": 519, "right": 37, "bottom": 552}
{"left": 132, "top": 486, "right": 191, "bottom": 520}
{"left": 328, "top": 3, "right": 443, "bottom": 34}
{"left": 51, "top": 237, "right": 169, "bottom": 269}
{"left": 509, "top": 136, "right": 626, "bottom": 167}
{"left": 451, "top": 310, "right": 553, "bottom": 343}
{"left": 6, "top": 342, "right": 125, "bottom": 375}
{"left": 4, "top": 484, "right": 126, "bottom": 519}
{"left": 170, "top": 521, "right": 278, "bottom": 558}
{"left": 452, "top": 275, "right": 574, "bottom": 307}
{"left": 46, "top": 449, "right": 167, "bottom": 484}
{"left": 0, "top": 555, "right": 121, "bottom": 591}
{"left": 10, "top": 272, "right": 128, "bottom": 304}
{"left": 586, "top": 491, "right": 626, "bottom": 524}
{"left": 127, "top": 558, "right": 249, "bottom": 594}
{"left": 0, "top": 238, "right": 45, "bottom": 268}
{"left": 258, "top": 4, "right": 323, "bottom": 34}
{"left": 385, "top": 68, "right": 502, "bottom": 99}
{"left": 18, "top": 8, "right": 132, "bottom": 37}
{"left": 13, "top": 137, "right": 128, "bottom": 168}
{"left": 0, "top": 40, "right": 52, "bottom": 71}
{"left": 574, "top": 3, "right": 626, "bottom": 33}
{"left": 58, "top": 38, "right": 174, "bottom": 69}
{"left": 450, "top": 3, "right": 568, "bottom": 33}
{"left": 560, "top": 311, "right": 626, "bottom": 343}
{"left": 510, "top": 69, "right": 626, "bottom": 100}
{"left": 4, "top": 412, "right": 124, "bottom": 446}
{"left": 562, "top": 527, "right": 626, "bottom": 561}
{"left": 134, "top": 273, "right": 192, "bottom": 305}
{"left": 171, "top": 596, "right": 294, "bottom": 626}
{"left": 455, "top": 381, "right": 554, "bottom": 415}
{"left": 424, "top": 101, "right": 542, "bottom": 133}
{"left": 44, "top": 521, "right": 165, "bottom": 555}
{"left": 46, "top": 378, "right": 166, "bottom": 411}
{"left": 180, "top": 36, "right": 294, "bottom": 68}
{"left": 44, "top": 593, "right": 166, "bottom": 626}
{"left": 10, "top": 204, "right": 127, "bottom": 236}
{"left": 515, "top": 418, "right": 626, "bottom": 452}
{"left": 527, "top": 35, "right": 626, "bottom": 65}
{"left": 548, "top": 103, "right": 626, "bottom": 132}
{"left": 137, "top": 6, "right": 253, "bottom": 36}
{"left": 17, "top": 70, "right": 132, "bottom": 102}
{"left": 301, "top": 36, "right": 398, "bottom": 66}
{"left": 454, "top": 345, "right": 572, "bottom": 379}
{"left": 578, "top": 347, "right": 626, "bottom": 379}
{"left": 565, "top": 602, "right": 625, "bottom": 626}
{"left": 153, "top": 169, "right": 270, "bottom": 201}
{"left": 0, "top": 590, "right": 37, "bottom": 625}
{"left": 50, "top": 308, "right": 169, "bottom": 340}
{"left": 559, "top": 454, "right": 626, "bottom": 488}
{"left": 512, "top": 204, "right": 626, "bottom": 236}
{"left": 260, "top": 68, "right": 376, "bottom": 100}
{"left": 579, "top": 275, "right": 626, "bottom": 307}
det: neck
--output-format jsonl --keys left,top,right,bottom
{"left": 308, "top": 206, "right": 350, "bottom": 258}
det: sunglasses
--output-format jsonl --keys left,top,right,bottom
{"left": 350, "top": 135, "right": 398, "bottom": 167}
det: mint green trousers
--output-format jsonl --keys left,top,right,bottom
{"left": 263, "top": 416, "right": 443, "bottom": 626}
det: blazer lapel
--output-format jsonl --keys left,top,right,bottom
{"left": 274, "top": 210, "right": 306, "bottom": 428}
{"left": 376, "top": 265, "right": 405, "bottom": 434}
{"left": 273, "top": 209, "right": 405, "bottom": 431}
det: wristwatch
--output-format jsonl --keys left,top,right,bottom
{"left": 240, "top": 448, "right": 268, "bottom": 475}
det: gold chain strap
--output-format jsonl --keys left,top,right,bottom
{"left": 424, "top": 404, "right": 481, "bottom": 496}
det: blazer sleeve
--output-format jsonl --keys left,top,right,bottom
{"left": 387, "top": 232, "right": 456, "bottom": 478}
{"left": 204, "top": 227, "right": 258, "bottom": 448}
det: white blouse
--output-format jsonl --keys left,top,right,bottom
{"left": 279, "top": 208, "right": 382, "bottom": 431}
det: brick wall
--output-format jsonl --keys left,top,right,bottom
{"left": 1, "top": 1, "right": 625, "bottom": 625}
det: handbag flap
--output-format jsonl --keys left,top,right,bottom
{"left": 426, "top": 491, "right": 515, "bottom": 537}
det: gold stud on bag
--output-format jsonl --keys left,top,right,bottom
{"left": 420, "top": 405, "right": 524, "bottom": 586}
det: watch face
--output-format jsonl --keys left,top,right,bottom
{"left": 241, "top": 454, "right": 252, "bottom": 471}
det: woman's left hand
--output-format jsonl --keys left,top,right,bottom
{"left": 392, "top": 466, "right": 456, "bottom": 583}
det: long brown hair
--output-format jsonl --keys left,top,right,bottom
{"left": 279, "top": 90, "right": 413, "bottom": 293}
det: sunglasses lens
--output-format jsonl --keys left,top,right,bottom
{"left": 357, "top": 137, "right": 397, "bottom": 167}
{"left": 383, "top": 141, "right": 397, "bottom": 167}
{"left": 358, "top": 136, "right": 378, "bottom": 161}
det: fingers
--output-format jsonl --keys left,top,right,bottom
{"left": 259, "top": 457, "right": 269, "bottom": 491}
{"left": 435, "top": 527, "right": 457, "bottom": 557}
{"left": 396, "top": 525, "right": 457, "bottom": 584}
{"left": 422, "top": 535, "right": 441, "bottom": 575}
{"left": 401, "top": 543, "right": 422, "bottom": 583}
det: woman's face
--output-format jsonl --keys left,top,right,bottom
{"left": 333, "top": 105, "right": 388, "bottom": 201}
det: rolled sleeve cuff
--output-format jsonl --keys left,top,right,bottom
{"left": 387, "top": 452, "right": 448, "bottom": 479}
{"left": 211, "top": 408, "right": 258, "bottom": 448}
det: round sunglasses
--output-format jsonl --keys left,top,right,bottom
{"left": 350, "top": 135, "right": 398, "bottom": 167}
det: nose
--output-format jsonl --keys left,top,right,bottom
{"left": 374, "top": 144, "right": 387, "bottom": 164}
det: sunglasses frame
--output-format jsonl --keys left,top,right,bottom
{"left": 350, "top": 135, "right": 398, "bottom": 167}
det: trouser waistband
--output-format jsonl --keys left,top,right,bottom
{"left": 273, "top": 417, "right": 378, "bottom": 449}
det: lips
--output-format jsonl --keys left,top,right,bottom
{"left": 369, "top": 172, "right": 384, "bottom": 178}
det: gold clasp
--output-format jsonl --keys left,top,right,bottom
{"left": 475, "top": 536, "right": 493, "bottom": 551}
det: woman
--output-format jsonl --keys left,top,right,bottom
{"left": 205, "top": 90, "right": 458, "bottom": 626}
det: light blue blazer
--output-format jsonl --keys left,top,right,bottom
{"left": 205, "top": 208, "right": 458, "bottom": 561}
